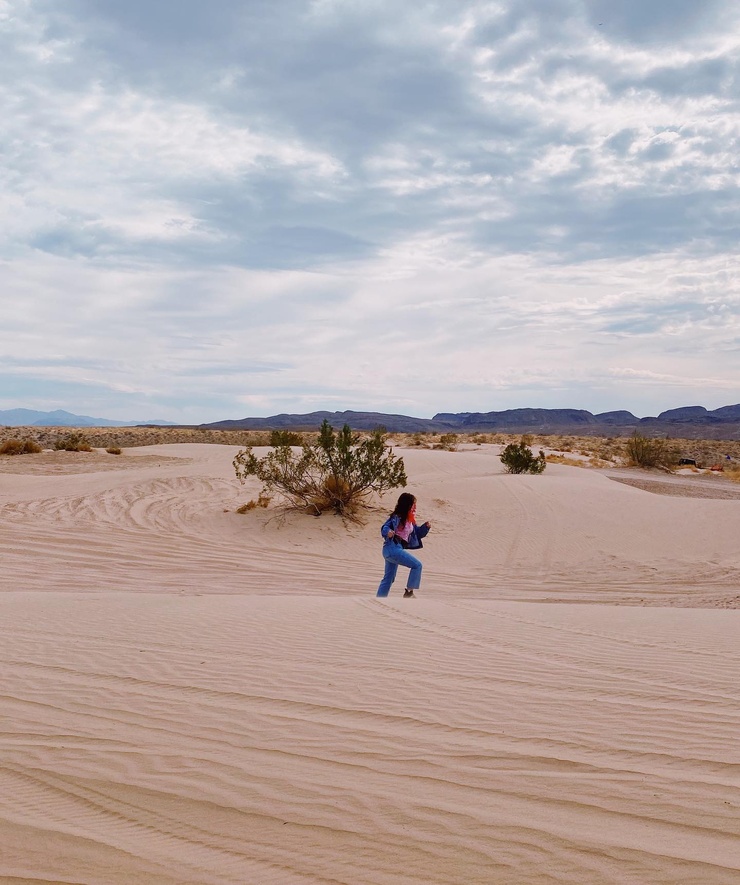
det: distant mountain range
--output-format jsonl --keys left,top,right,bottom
{"left": 202, "top": 404, "right": 740, "bottom": 440}
{"left": 4, "top": 404, "right": 740, "bottom": 439}
{"left": 0, "top": 409, "right": 176, "bottom": 428}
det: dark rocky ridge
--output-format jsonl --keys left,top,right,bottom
{"left": 201, "top": 403, "right": 740, "bottom": 440}
{"left": 204, "top": 410, "right": 437, "bottom": 434}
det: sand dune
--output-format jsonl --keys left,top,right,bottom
{"left": 1, "top": 444, "right": 739, "bottom": 883}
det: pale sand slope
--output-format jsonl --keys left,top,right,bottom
{"left": 2, "top": 443, "right": 740, "bottom": 604}
{"left": 1, "top": 444, "right": 739, "bottom": 883}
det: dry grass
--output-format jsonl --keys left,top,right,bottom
{"left": 2, "top": 425, "right": 739, "bottom": 472}
{"left": 546, "top": 453, "right": 612, "bottom": 469}
{"left": 0, "top": 425, "right": 274, "bottom": 450}
{"left": 398, "top": 431, "right": 740, "bottom": 473}
{"left": 546, "top": 454, "right": 585, "bottom": 467}
{"left": 0, "top": 438, "right": 43, "bottom": 456}
{"left": 532, "top": 435, "right": 740, "bottom": 469}
{"left": 236, "top": 494, "right": 272, "bottom": 513}
{"left": 403, "top": 431, "right": 509, "bottom": 449}
{"left": 433, "top": 433, "right": 459, "bottom": 451}
{"left": 54, "top": 431, "right": 92, "bottom": 452}
{"left": 306, "top": 475, "right": 355, "bottom": 515}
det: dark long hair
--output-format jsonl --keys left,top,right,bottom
{"left": 391, "top": 492, "right": 416, "bottom": 523}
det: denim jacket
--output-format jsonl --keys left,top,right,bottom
{"left": 381, "top": 514, "right": 430, "bottom": 550}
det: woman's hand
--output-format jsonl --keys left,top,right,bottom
{"left": 424, "top": 521, "right": 431, "bottom": 529}
{"left": 387, "top": 529, "right": 394, "bottom": 538}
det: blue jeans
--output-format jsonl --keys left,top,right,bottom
{"left": 376, "top": 545, "right": 422, "bottom": 597}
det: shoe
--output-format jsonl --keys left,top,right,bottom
{"left": 403, "top": 589, "right": 416, "bottom": 598}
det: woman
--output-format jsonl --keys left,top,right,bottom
{"left": 376, "top": 492, "right": 432, "bottom": 598}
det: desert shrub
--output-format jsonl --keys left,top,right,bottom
{"left": 435, "top": 433, "right": 459, "bottom": 451}
{"left": 500, "top": 439, "right": 547, "bottom": 474}
{"left": 596, "top": 442, "right": 617, "bottom": 461}
{"left": 106, "top": 446, "right": 122, "bottom": 455}
{"left": 0, "top": 438, "right": 43, "bottom": 456}
{"left": 626, "top": 432, "right": 674, "bottom": 468}
{"left": 53, "top": 431, "right": 92, "bottom": 452}
{"left": 270, "top": 430, "right": 303, "bottom": 447}
{"left": 238, "top": 432, "right": 268, "bottom": 446}
{"left": 233, "top": 419, "right": 407, "bottom": 517}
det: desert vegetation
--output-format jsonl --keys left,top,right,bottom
{"left": 624, "top": 431, "right": 678, "bottom": 469}
{"left": 236, "top": 494, "right": 272, "bottom": 513}
{"left": 434, "top": 433, "right": 459, "bottom": 451}
{"left": 0, "top": 425, "right": 277, "bottom": 451}
{"left": 53, "top": 431, "right": 93, "bottom": 452}
{"left": 725, "top": 466, "right": 740, "bottom": 483}
{"left": 1, "top": 423, "right": 738, "bottom": 477}
{"left": 233, "top": 420, "right": 407, "bottom": 518}
{"left": 500, "top": 438, "right": 547, "bottom": 474}
{"left": 0, "top": 438, "right": 43, "bottom": 456}
{"left": 546, "top": 453, "right": 613, "bottom": 469}
{"left": 269, "top": 430, "right": 305, "bottom": 447}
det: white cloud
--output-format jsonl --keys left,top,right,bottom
{"left": 1, "top": 0, "right": 739, "bottom": 421}
{"left": 0, "top": 70, "right": 345, "bottom": 255}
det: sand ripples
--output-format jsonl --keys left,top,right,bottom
{"left": 2, "top": 445, "right": 740, "bottom": 882}
{"left": 2, "top": 594, "right": 739, "bottom": 884}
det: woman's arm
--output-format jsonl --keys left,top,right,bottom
{"left": 382, "top": 514, "right": 400, "bottom": 539}
{"left": 415, "top": 521, "right": 431, "bottom": 539}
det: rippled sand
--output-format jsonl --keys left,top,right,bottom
{"left": 1, "top": 444, "right": 739, "bottom": 883}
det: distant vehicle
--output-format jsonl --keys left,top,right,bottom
{"left": 678, "top": 458, "right": 697, "bottom": 466}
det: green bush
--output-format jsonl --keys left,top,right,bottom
{"left": 53, "top": 431, "right": 92, "bottom": 452}
{"left": 269, "top": 430, "right": 303, "bottom": 447}
{"left": 234, "top": 419, "right": 407, "bottom": 517}
{"left": 0, "top": 438, "right": 43, "bottom": 456}
{"left": 626, "top": 431, "right": 675, "bottom": 468}
{"left": 500, "top": 439, "right": 547, "bottom": 474}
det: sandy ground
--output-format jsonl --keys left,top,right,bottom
{"left": 1, "top": 443, "right": 739, "bottom": 883}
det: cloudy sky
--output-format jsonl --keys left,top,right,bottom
{"left": 2, "top": 0, "right": 739, "bottom": 423}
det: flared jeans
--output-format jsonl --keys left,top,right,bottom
{"left": 376, "top": 545, "right": 422, "bottom": 597}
